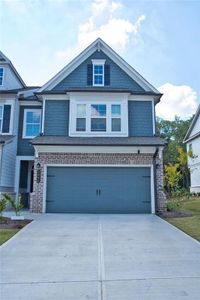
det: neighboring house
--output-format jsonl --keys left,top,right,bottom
{"left": 26, "top": 38, "right": 166, "bottom": 214}
{"left": 184, "top": 105, "right": 200, "bottom": 193}
{"left": 0, "top": 51, "right": 26, "bottom": 196}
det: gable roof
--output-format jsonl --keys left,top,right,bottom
{"left": 184, "top": 104, "right": 200, "bottom": 143}
{"left": 38, "top": 38, "right": 159, "bottom": 94}
{"left": 0, "top": 50, "right": 26, "bottom": 88}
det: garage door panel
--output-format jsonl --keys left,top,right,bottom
{"left": 46, "top": 167, "right": 151, "bottom": 213}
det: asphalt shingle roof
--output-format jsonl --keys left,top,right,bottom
{"left": 0, "top": 135, "right": 15, "bottom": 144}
{"left": 31, "top": 136, "right": 166, "bottom": 146}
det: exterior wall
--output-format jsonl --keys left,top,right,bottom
{"left": 0, "top": 96, "right": 19, "bottom": 192}
{"left": 128, "top": 101, "right": 153, "bottom": 136}
{"left": 190, "top": 115, "right": 200, "bottom": 137}
{"left": 30, "top": 152, "right": 166, "bottom": 213}
{"left": 17, "top": 105, "right": 41, "bottom": 155}
{"left": 44, "top": 100, "right": 69, "bottom": 135}
{"left": 43, "top": 99, "right": 154, "bottom": 137}
{"left": 0, "top": 65, "right": 23, "bottom": 90}
{"left": 53, "top": 50, "right": 144, "bottom": 92}
{"left": 0, "top": 140, "right": 16, "bottom": 191}
{"left": 187, "top": 138, "right": 200, "bottom": 193}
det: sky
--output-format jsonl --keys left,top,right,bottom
{"left": 0, "top": 0, "right": 200, "bottom": 120}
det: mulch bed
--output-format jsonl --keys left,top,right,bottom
{"left": 0, "top": 217, "right": 32, "bottom": 229}
{"left": 158, "top": 211, "right": 193, "bottom": 218}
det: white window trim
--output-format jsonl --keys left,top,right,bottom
{"left": 92, "top": 59, "right": 106, "bottom": 87}
{"left": 0, "top": 67, "right": 4, "bottom": 86}
{"left": 22, "top": 109, "right": 41, "bottom": 139}
{"left": 69, "top": 98, "right": 128, "bottom": 137}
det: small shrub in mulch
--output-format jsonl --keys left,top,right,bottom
{"left": 158, "top": 211, "right": 192, "bottom": 218}
{"left": 0, "top": 217, "right": 32, "bottom": 229}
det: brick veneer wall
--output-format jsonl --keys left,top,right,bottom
{"left": 30, "top": 152, "right": 166, "bottom": 213}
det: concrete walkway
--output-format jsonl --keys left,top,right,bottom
{"left": 1, "top": 214, "right": 200, "bottom": 299}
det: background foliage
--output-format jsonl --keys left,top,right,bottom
{"left": 156, "top": 116, "right": 193, "bottom": 196}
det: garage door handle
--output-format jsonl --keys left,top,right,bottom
{"left": 46, "top": 200, "right": 54, "bottom": 203}
{"left": 99, "top": 189, "right": 101, "bottom": 195}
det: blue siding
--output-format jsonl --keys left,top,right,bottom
{"left": 17, "top": 106, "right": 41, "bottom": 156}
{"left": 129, "top": 101, "right": 153, "bottom": 136}
{"left": 53, "top": 50, "right": 144, "bottom": 92}
{"left": 46, "top": 167, "right": 151, "bottom": 213}
{"left": 44, "top": 100, "right": 69, "bottom": 135}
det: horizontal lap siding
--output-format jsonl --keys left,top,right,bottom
{"left": 128, "top": 101, "right": 153, "bottom": 136}
{"left": 17, "top": 106, "right": 41, "bottom": 156}
{"left": 53, "top": 50, "right": 144, "bottom": 91}
{"left": 44, "top": 100, "right": 69, "bottom": 135}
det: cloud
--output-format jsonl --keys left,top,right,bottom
{"left": 156, "top": 83, "right": 198, "bottom": 120}
{"left": 2, "top": 0, "right": 28, "bottom": 14}
{"left": 56, "top": 0, "right": 145, "bottom": 62}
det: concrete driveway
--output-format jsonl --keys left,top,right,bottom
{"left": 1, "top": 214, "right": 200, "bottom": 300}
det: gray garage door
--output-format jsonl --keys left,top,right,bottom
{"left": 46, "top": 167, "right": 151, "bottom": 213}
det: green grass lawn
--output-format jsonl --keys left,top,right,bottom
{"left": 166, "top": 197, "right": 200, "bottom": 242}
{"left": 0, "top": 229, "right": 19, "bottom": 245}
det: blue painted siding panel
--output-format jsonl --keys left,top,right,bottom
{"left": 46, "top": 167, "right": 151, "bottom": 213}
{"left": 53, "top": 50, "right": 144, "bottom": 92}
{"left": 128, "top": 101, "right": 153, "bottom": 136}
{"left": 44, "top": 100, "right": 69, "bottom": 135}
{"left": 17, "top": 106, "right": 41, "bottom": 156}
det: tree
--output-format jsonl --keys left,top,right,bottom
{"left": 156, "top": 116, "right": 192, "bottom": 165}
{"left": 157, "top": 115, "right": 193, "bottom": 193}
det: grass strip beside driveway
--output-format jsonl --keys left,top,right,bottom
{"left": 165, "top": 197, "right": 200, "bottom": 242}
{"left": 0, "top": 229, "right": 19, "bottom": 245}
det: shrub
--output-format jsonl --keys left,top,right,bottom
{"left": 0, "top": 196, "right": 8, "bottom": 218}
{"left": 3, "top": 193, "right": 23, "bottom": 216}
{"left": 166, "top": 199, "right": 181, "bottom": 212}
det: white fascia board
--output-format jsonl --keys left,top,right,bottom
{"left": 38, "top": 40, "right": 99, "bottom": 93}
{"left": 38, "top": 38, "right": 159, "bottom": 94}
{"left": 184, "top": 132, "right": 200, "bottom": 143}
{"left": 34, "top": 145, "right": 157, "bottom": 154}
{"left": 100, "top": 42, "right": 159, "bottom": 93}
{"left": 41, "top": 94, "right": 70, "bottom": 101}
{"left": 19, "top": 101, "right": 42, "bottom": 106}
{"left": 128, "top": 95, "right": 155, "bottom": 101}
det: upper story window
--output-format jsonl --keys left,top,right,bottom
{"left": 0, "top": 104, "right": 12, "bottom": 134}
{"left": 23, "top": 109, "right": 41, "bottom": 138}
{"left": 70, "top": 99, "right": 128, "bottom": 137}
{"left": 0, "top": 68, "right": 4, "bottom": 86}
{"left": 92, "top": 59, "right": 105, "bottom": 86}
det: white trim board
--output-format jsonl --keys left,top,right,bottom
{"left": 42, "top": 164, "right": 155, "bottom": 214}
{"left": 34, "top": 145, "right": 158, "bottom": 155}
{"left": 38, "top": 38, "right": 159, "bottom": 94}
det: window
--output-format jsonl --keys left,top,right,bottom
{"left": 72, "top": 101, "right": 127, "bottom": 136}
{"left": 91, "top": 105, "right": 106, "bottom": 131}
{"left": 92, "top": 59, "right": 105, "bottom": 86}
{"left": 23, "top": 109, "right": 41, "bottom": 138}
{"left": 111, "top": 104, "right": 121, "bottom": 132}
{"left": 0, "top": 105, "right": 3, "bottom": 132}
{"left": 76, "top": 104, "right": 86, "bottom": 131}
{"left": 0, "top": 68, "right": 4, "bottom": 86}
{"left": 93, "top": 65, "right": 104, "bottom": 86}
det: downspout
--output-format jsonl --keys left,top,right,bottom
{"left": 153, "top": 147, "right": 159, "bottom": 213}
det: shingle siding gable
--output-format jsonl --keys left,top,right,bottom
{"left": 53, "top": 50, "right": 144, "bottom": 92}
